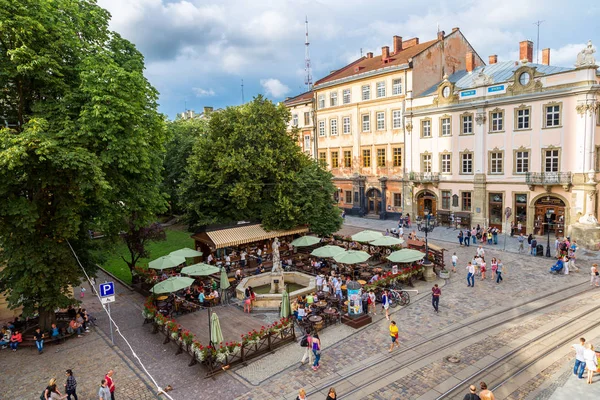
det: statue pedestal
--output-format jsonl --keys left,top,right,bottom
{"left": 569, "top": 222, "right": 600, "bottom": 251}
{"left": 422, "top": 262, "right": 436, "bottom": 282}
{"left": 269, "top": 272, "right": 284, "bottom": 294}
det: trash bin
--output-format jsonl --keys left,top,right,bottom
{"left": 536, "top": 244, "right": 544, "bottom": 256}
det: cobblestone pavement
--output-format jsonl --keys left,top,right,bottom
{"left": 3, "top": 323, "right": 157, "bottom": 400}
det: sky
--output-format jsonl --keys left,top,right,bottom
{"left": 97, "top": 0, "right": 600, "bottom": 119}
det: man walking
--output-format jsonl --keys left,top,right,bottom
{"left": 517, "top": 234, "right": 525, "bottom": 253}
{"left": 465, "top": 229, "right": 471, "bottom": 247}
{"left": 530, "top": 237, "right": 537, "bottom": 256}
{"left": 572, "top": 337, "right": 586, "bottom": 379}
{"left": 451, "top": 252, "right": 458, "bottom": 273}
{"left": 431, "top": 284, "right": 441, "bottom": 313}
{"left": 99, "top": 379, "right": 111, "bottom": 400}
{"left": 105, "top": 370, "right": 115, "bottom": 400}
{"left": 466, "top": 262, "right": 475, "bottom": 287}
{"left": 463, "top": 385, "right": 480, "bottom": 400}
{"left": 496, "top": 259, "right": 504, "bottom": 284}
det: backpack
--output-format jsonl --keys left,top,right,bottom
{"left": 300, "top": 335, "right": 309, "bottom": 347}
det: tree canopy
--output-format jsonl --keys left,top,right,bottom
{"left": 0, "top": 0, "right": 167, "bottom": 326}
{"left": 180, "top": 96, "right": 342, "bottom": 236}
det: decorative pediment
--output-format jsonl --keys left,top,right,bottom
{"left": 433, "top": 76, "right": 459, "bottom": 106}
{"left": 492, "top": 146, "right": 500, "bottom": 151}
{"left": 517, "top": 145, "right": 527, "bottom": 150}
{"left": 490, "top": 107, "right": 503, "bottom": 113}
{"left": 507, "top": 66, "right": 543, "bottom": 95}
{"left": 472, "top": 70, "right": 493, "bottom": 87}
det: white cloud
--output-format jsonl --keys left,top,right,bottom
{"left": 260, "top": 78, "right": 290, "bottom": 98}
{"left": 192, "top": 87, "right": 216, "bottom": 97}
{"left": 543, "top": 43, "right": 587, "bottom": 67}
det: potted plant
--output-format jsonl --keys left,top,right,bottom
{"left": 438, "top": 268, "right": 450, "bottom": 279}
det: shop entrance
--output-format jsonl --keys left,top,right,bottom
{"left": 488, "top": 193, "right": 503, "bottom": 229}
{"left": 534, "top": 196, "right": 566, "bottom": 237}
{"left": 366, "top": 188, "right": 382, "bottom": 215}
{"left": 417, "top": 191, "right": 437, "bottom": 217}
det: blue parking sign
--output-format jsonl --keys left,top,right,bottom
{"left": 99, "top": 282, "right": 115, "bottom": 297}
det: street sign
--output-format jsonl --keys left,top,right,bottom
{"left": 99, "top": 282, "right": 115, "bottom": 297}
{"left": 101, "top": 296, "right": 115, "bottom": 304}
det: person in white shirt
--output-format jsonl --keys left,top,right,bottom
{"left": 207, "top": 253, "right": 214, "bottom": 264}
{"left": 399, "top": 226, "right": 404, "bottom": 237}
{"left": 477, "top": 246, "right": 485, "bottom": 258}
{"left": 466, "top": 262, "right": 475, "bottom": 287}
{"left": 316, "top": 275, "right": 324, "bottom": 291}
{"left": 572, "top": 337, "right": 587, "bottom": 379}
{"left": 240, "top": 251, "right": 247, "bottom": 268}
{"left": 584, "top": 343, "right": 598, "bottom": 384}
{"left": 451, "top": 253, "right": 458, "bottom": 273}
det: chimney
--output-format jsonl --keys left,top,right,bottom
{"left": 437, "top": 30, "right": 445, "bottom": 41}
{"left": 542, "top": 48, "right": 550, "bottom": 65}
{"left": 489, "top": 55, "right": 498, "bottom": 65}
{"left": 393, "top": 35, "right": 403, "bottom": 53}
{"left": 466, "top": 52, "right": 475, "bottom": 72}
{"left": 382, "top": 46, "right": 390, "bottom": 60}
{"left": 366, "top": 52, "right": 373, "bottom": 59}
{"left": 519, "top": 40, "right": 533, "bottom": 63}
{"left": 403, "top": 37, "right": 420, "bottom": 49}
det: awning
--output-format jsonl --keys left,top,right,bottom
{"left": 192, "top": 224, "right": 309, "bottom": 249}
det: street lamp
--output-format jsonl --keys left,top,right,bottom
{"left": 422, "top": 210, "right": 436, "bottom": 264}
{"left": 545, "top": 210, "right": 552, "bottom": 257}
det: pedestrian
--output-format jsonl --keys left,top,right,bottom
{"left": 79, "top": 287, "right": 86, "bottom": 299}
{"left": 568, "top": 248, "right": 578, "bottom": 272}
{"left": 300, "top": 331, "right": 313, "bottom": 365}
{"left": 326, "top": 387, "right": 337, "bottom": 400}
{"left": 368, "top": 290, "right": 376, "bottom": 315}
{"left": 243, "top": 287, "right": 251, "bottom": 313}
{"left": 487, "top": 231, "right": 493, "bottom": 245}
{"left": 34, "top": 327, "right": 44, "bottom": 354}
{"left": 465, "top": 229, "right": 471, "bottom": 246}
{"left": 466, "top": 262, "right": 475, "bottom": 287}
{"left": 458, "top": 231, "right": 464, "bottom": 246}
{"left": 431, "top": 284, "right": 441, "bottom": 313}
{"left": 381, "top": 289, "right": 390, "bottom": 320}
{"left": 530, "top": 237, "right": 538, "bottom": 256}
{"left": 9, "top": 328, "right": 22, "bottom": 351}
{"left": 493, "top": 228, "right": 498, "bottom": 244}
{"left": 104, "top": 370, "right": 115, "bottom": 400}
{"left": 517, "top": 234, "right": 525, "bottom": 253}
{"left": 311, "top": 333, "right": 321, "bottom": 371}
{"left": 296, "top": 388, "right": 307, "bottom": 400}
{"left": 479, "top": 258, "right": 487, "bottom": 280}
{"left": 388, "top": 320, "right": 400, "bottom": 352}
{"left": 463, "top": 385, "right": 480, "bottom": 400}
{"left": 64, "top": 369, "right": 78, "bottom": 400}
{"left": 490, "top": 258, "right": 497, "bottom": 281}
{"left": 496, "top": 259, "right": 504, "bottom": 283}
{"left": 477, "top": 245, "right": 485, "bottom": 258}
{"left": 451, "top": 252, "right": 458, "bottom": 273}
{"left": 572, "top": 337, "right": 587, "bottom": 380}
{"left": 591, "top": 263, "right": 600, "bottom": 287}
{"left": 478, "top": 382, "right": 495, "bottom": 400}
{"left": 98, "top": 379, "right": 111, "bottom": 400}
{"left": 472, "top": 227, "right": 478, "bottom": 244}
{"left": 584, "top": 343, "right": 598, "bottom": 384}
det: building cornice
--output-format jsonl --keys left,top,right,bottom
{"left": 314, "top": 64, "right": 411, "bottom": 91}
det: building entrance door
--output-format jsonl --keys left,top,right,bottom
{"left": 534, "top": 196, "right": 566, "bottom": 237}
{"left": 488, "top": 193, "right": 503, "bottom": 229}
{"left": 417, "top": 191, "right": 437, "bottom": 217}
{"left": 366, "top": 188, "right": 381, "bottom": 215}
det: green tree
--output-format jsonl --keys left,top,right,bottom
{"left": 120, "top": 220, "right": 166, "bottom": 275}
{"left": 0, "top": 0, "right": 167, "bottom": 328}
{"left": 180, "top": 96, "right": 342, "bottom": 236}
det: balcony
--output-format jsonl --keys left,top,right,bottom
{"left": 409, "top": 172, "right": 440, "bottom": 187}
{"left": 526, "top": 172, "right": 572, "bottom": 191}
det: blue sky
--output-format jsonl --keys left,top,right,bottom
{"left": 97, "top": 0, "right": 599, "bottom": 119}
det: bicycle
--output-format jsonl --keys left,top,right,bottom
{"left": 389, "top": 289, "right": 410, "bottom": 307}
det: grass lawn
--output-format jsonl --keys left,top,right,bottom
{"left": 99, "top": 226, "right": 195, "bottom": 284}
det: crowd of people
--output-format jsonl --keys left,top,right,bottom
{"left": 457, "top": 225, "right": 501, "bottom": 246}
{"left": 39, "top": 369, "right": 116, "bottom": 400}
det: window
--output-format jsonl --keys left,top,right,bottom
{"left": 392, "top": 147, "right": 402, "bottom": 167}
{"left": 392, "top": 110, "right": 402, "bottom": 129}
{"left": 393, "top": 193, "right": 402, "bottom": 207}
{"left": 515, "top": 107, "right": 530, "bottom": 130}
{"left": 376, "top": 112, "right": 385, "bottom": 130}
{"left": 490, "top": 151, "right": 503, "bottom": 174}
{"left": 318, "top": 95, "right": 325, "bottom": 109}
{"left": 461, "top": 192, "right": 472, "bottom": 211}
{"left": 441, "top": 191, "right": 451, "bottom": 209}
{"left": 392, "top": 79, "right": 402, "bottom": 95}
{"left": 421, "top": 119, "right": 431, "bottom": 137}
{"left": 318, "top": 151, "right": 326, "bottom": 166}
{"left": 441, "top": 117, "right": 451, "bottom": 136}
{"left": 330, "top": 119, "right": 338, "bottom": 136}
{"left": 377, "top": 148, "right": 386, "bottom": 167}
{"left": 304, "top": 112, "right": 310, "bottom": 126}
{"left": 362, "top": 114, "right": 370, "bottom": 132}
{"left": 515, "top": 150, "right": 529, "bottom": 174}
{"left": 292, "top": 114, "right": 298, "bottom": 126}
{"left": 330, "top": 92, "right": 338, "bottom": 107}
{"left": 304, "top": 135, "right": 310, "bottom": 152}
{"left": 343, "top": 116, "right": 351, "bottom": 134}
{"left": 318, "top": 120, "right": 325, "bottom": 136}
{"left": 421, "top": 154, "right": 432, "bottom": 173}
{"left": 331, "top": 151, "right": 339, "bottom": 168}
{"left": 545, "top": 104, "right": 561, "bottom": 127}
{"left": 361, "top": 85, "right": 370, "bottom": 101}
{"left": 490, "top": 110, "right": 503, "bottom": 132}
{"left": 461, "top": 152, "right": 473, "bottom": 174}
{"left": 362, "top": 149, "right": 371, "bottom": 167}
{"left": 376, "top": 81, "right": 386, "bottom": 98}
{"left": 544, "top": 149, "right": 559, "bottom": 172}
{"left": 343, "top": 150, "right": 352, "bottom": 168}
{"left": 461, "top": 114, "right": 472, "bottom": 135}
{"left": 343, "top": 89, "right": 351, "bottom": 104}
{"left": 441, "top": 153, "right": 451, "bottom": 174}
{"left": 345, "top": 190, "right": 352, "bottom": 204}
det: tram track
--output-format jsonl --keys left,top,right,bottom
{"left": 305, "top": 280, "right": 592, "bottom": 398}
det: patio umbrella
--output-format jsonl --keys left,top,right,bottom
{"left": 151, "top": 276, "right": 195, "bottom": 294}
{"left": 387, "top": 249, "right": 426, "bottom": 263}
{"left": 169, "top": 248, "right": 203, "bottom": 258}
{"left": 290, "top": 236, "right": 321, "bottom": 247}
{"left": 148, "top": 255, "right": 186, "bottom": 270}
{"left": 280, "top": 289, "right": 290, "bottom": 318}
{"left": 181, "top": 263, "right": 220, "bottom": 276}
{"left": 219, "top": 267, "right": 230, "bottom": 290}
{"left": 210, "top": 312, "right": 224, "bottom": 346}
{"left": 333, "top": 250, "right": 371, "bottom": 265}
{"left": 351, "top": 230, "right": 383, "bottom": 242}
{"left": 369, "top": 236, "right": 405, "bottom": 246}
{"left": 310, "top": 245, "right": 345, "bottom": 258}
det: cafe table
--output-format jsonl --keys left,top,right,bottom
{"left": 205, "top": 295, "right": 215, "bottom": 305}
{"left": 156, "top": 295, "right": 168, "bottom": 301}
{"left": 357, "top": 280, "right": 367, "bottom": 285}
{"left": 228, "top": 277, "right": 236, "bottom": 283}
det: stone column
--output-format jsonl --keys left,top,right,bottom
{"left": 351, "top": 174, "right": 366, "bottom": 215}
{"left": 379, "top": 176, "right": 388, "bottom": 220}
{"left": 472, "top": 173, "right": 487, "bottom": 227}
{"left": 474, "top": 108, "right": 486, "bottom": 174}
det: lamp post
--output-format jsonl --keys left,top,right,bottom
{"left": 422, "top": 210, "right": 436, "bottom": 264}
{"left": 545, "top": 211, "right": 552, "bottom": 257}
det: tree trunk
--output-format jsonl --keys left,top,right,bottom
{"left": 39, "top": 308, "right": 57, "bottom": 331}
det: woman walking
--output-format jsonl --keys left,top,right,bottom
{"left": 326, "top": 387, "right": 337, "bottom": 400}
{"left": 368, "top": 290, "right": 376, "bottom": 315}
{"left": 458, "top": 231, "right": 464, "bottom": 246}
{"left": 64, "top": 369, "right": 78, "bottom": 400}
{"left": 311, "top": 333, "right": 321, "bottom": 371}
{"left": 490, "top": 258, "right": 498, "bottom": 281}
{"left": 381, "top": 289, "right": 390, "bottom": 320}
{"left": 479, "top": 258, "right": 487, "bottom": 280}
{"left": 584, "top": 343, "right": 598, "bottom": 384}
{"left": 243, "top": 287, "right": 251, "bottom": 313}
{"left": 591, "top": 264, "right": 599, "bottom": 287}
{"left": 389, "top": 320, "right": 400, "bottom": 352}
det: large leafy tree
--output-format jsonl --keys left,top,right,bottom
{"left": 180, "top": 96, "right": 342, "bottom": 236}
{"left": 0, "top": 0, "right": 167, "bottom": 328}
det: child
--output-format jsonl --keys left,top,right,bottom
{"left": 80, "top": 287, "right": 86, "bottom": 299}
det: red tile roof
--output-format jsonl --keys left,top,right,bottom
{"left": 283, "top": 90, "right": 314, "bottom": 106}
{"left": 314, "top": 39, "right": 439, "bottom": 87}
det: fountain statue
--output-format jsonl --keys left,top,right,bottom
{"left": 269, "top": 237, "right": 284, "bottom": 293}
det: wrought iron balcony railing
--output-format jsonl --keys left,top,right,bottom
{"left": 409, "top": 172, "right": 441, "bottom": 183}
{"left": 525, "top": 172, "right": 572, "bottom": 185}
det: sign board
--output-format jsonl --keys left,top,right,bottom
{"left": 487, "top": 84, "right": 506, "bottom": 94}
{"left": 101, "top": 295, "right": 115, "bottom": 304}
{"left": 99, "top": 282, "right": 115, "bottom": 297}
{"left": 460, "top": 89, "right": 477, "bottom": 98}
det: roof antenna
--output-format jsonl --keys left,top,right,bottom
{"left": 360, "top": 48, "right": 363, "bottom": 57}
{"left": 533, "top": 20, "right": 544, "bottom": 63}
{"left": 304, "top": 16, "right": 313, "bottom": 91}
{"left": 241, "top": 79, "right": 244, "bottom": 104}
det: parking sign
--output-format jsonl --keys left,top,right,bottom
{"left": 99, "top": 282, "right": 115, "bottom": 297}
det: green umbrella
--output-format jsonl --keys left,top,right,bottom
{"left": 290, "top": 236, "right": 321, "bottom": 247}
{"left": 151, "top": 276, "right": 195, "bottom": 294}
{"left": 369, "top": 236, "right": 405, "bottom": 246}
{"left": 280, "top": 289, "right": 290, "bottom": 318}
{"left": 169, "top": 248, "right": 203, "bottom": 258}
{"left": 310, "top": 245, "right": 345, "bottom": 258}
{"left": 333, "top": 250, "right": 371, "bottom": 265}
{"left": 351, "top": 230, "right": 383, "bottom": 242}
{"left": 387, "top": 249, "right": 426, "bottom": 263}
{"left": 219, "top": 267, "right": 230, "bottom": 290}
{"left": 210, "top": 312, "right": 224, "bottom": 346}
{"left": 181, "top": 263, "right": 220, "bottom": 276}
{"left": 148, "top": 255, "right": 186, "bottom": 270}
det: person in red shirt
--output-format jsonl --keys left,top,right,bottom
{"left": 104, "top": 370, "right": 115, "bottom": 400}
{"left": 9, "top": 329, "right": 22, "bottom": 351}
{"left": 431, "top": 284, "right": 441, "bottom": 313}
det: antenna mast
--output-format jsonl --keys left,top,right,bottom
{"left": 304, "top": 16, "right": 313, "bottom": 91}
{"left": 533, "top": 20, "right": 544, "bottom": 63}
{"left": 241, "top": 79, "right": 244, "bottom": 104}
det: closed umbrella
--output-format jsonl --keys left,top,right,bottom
{"left": 151, "top": 276, "right": 195, "bottom": 294}
{"left": 290, "top": 236, "right": 321, "bottom": 247}
{"left": 181, "top": 263, "right": 220, "bottom": 276}
{"left": 148, "top": 255, "right": 186, "bottom": 271}
{"left": 220, "top": 267, "right": 230, "bottom": 290}
{"left": 210, "top": 312, "right": 224, "bottom": 346}
{"left": 387, "top": 249, "right": 426, "bottom": 263}
{"left": 333, "top": 250, "right": 371, "bottom": 265}
{"left": 280, "top": 289, "right": 290, "bottom": 318}
{"left": 369, "top": 236, "right": 405, "bottom": 246}
{"left": 310, "top": 245, "right": 345, "bottom": 258}
{"left": 351, "top": 230, "right": 383, "bottom": 242}
{"left": 169, "top": 248, "right": 203, "bottom": 258}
